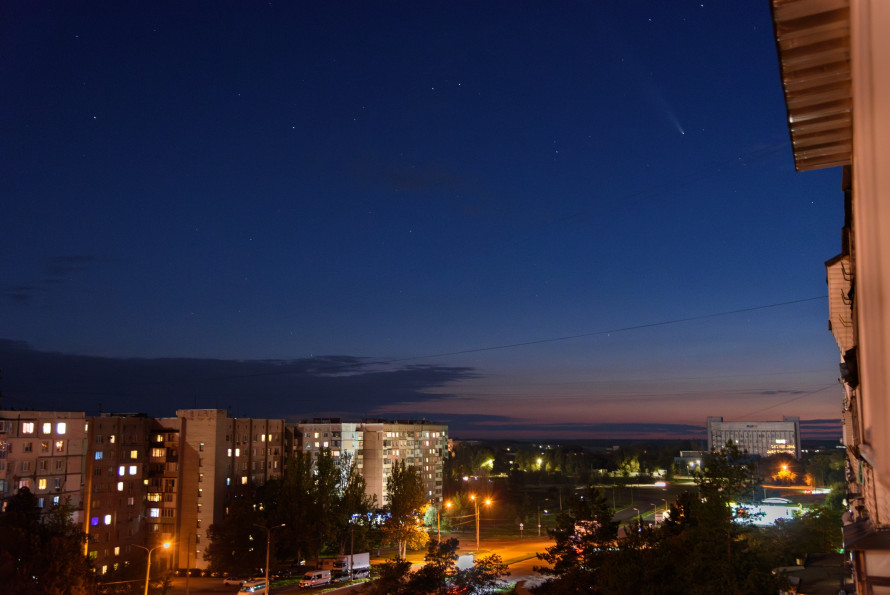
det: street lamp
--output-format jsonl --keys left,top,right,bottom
{"left": 184, "top": 532, "right": 194, "bottom": 595}
{"left": 661, "top": 498, "right": 668, "bottom": 512}
{"left": 133, "top": 541, "right": 171, "bottom": 595}
{"left": 632, "top": 507, "right": 640, "bottom": 527}
{"left": 470, "top": 495, "right": 491, "bottom": 551}
{"left": 254, "top": 523, "right": 286, "bottom": 593}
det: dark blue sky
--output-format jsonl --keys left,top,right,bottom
{"left": 1, "top": 1, "right": 842, "bottom": 439}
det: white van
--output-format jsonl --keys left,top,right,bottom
{"left": 299, "top": 569, "right": 331, "bottom": 588}
{"left": 239, "top": 580, "right": 266, "bottom": 593}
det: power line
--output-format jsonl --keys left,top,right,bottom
{"left": 380, "top": 295, "right": 828, "bottom": 364}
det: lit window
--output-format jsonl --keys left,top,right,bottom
{"left": 241, "top": 476, "right": 248, "bottom": 485}
{"left": 22, "top": 422, "right": 34, "bottom": 434}
{"left": 42, "top": 422, "right": 52, "bottom": 434}
{"left": 314, "top": 432, "right": 319, "bottom": 439}
{"left": 38, "top": 478, "right": 47, "bottom": 490}
{"left": 56, "top": 422, "right": 66, "bottom": 435}
{"left": 149, "top": 508, "right": 160, "bottom": 518}
{"left": 129, "top": 465, "right": 137, "bottom": 475}
{"left": 117, "top": 482, "right": 124, "bottom": 491}
{"left": 52, "top": 496, "right": 59, "bottom": 505}
{"left": 114, "top": 547, "right": 120, "bottom": 556}
{"left": 109, "top": 435, "right": 116, "bottom": 444}
{"left": 103, "top": 514, "right": 112, "bottom": 525}
{"left": 118, "top": 466, "right": 125, "bottom": 477}
{"left": 91, "top": 517, "right": 99, "bottom": 526}
{"left": 226, "top": 477, "right": 231, "bottom": 486}
{"left": 235, "top": 448, "right": 240, "bottom": 457}
{"left": 95, "top": 452, "right": 103, "bottom": 460}
{"left": 101, "top": 565, "right": 108, "bottom": 574}
{"left": 227, "top": 448, "right": 232, "bottom": 457}
{"left": 151, "top": 448, "right": 164, "bottom": 457}
{"left": 55, "top": 441, "right": 64, "bottom": 452}
{"left": 147, "top": 493, "right": 161, "bottom": 502}
{"left": 130, "top": 450, "right": 138, "bottom": 459}
{"left": 323, "top": 442, "right": 328, "bottom": 448}
{"left": 261, "top": 434, "right": 266, "bottom": 442}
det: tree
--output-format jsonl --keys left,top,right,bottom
{"left": 383, "top": 460, "right": 428, "bottom": 559}
{"left": 405, "top": 537, "right": 459, "bottom": 594}
{"left": 452, "top": 553, "right": 510, "bottom": 594}
{"left": 0, "top": 488, "right": 95, "bottom": 595}
{"left": 361, "top": 558, "right": 412, "bottom": 595}
{"left": 534, "top": 485, "right": 617, "bottom": 593}
{"left": 533, "top": 444, "right": 784, "bottom": 595}
{"left": 204, "top": 490, "right": 265, "bottom": 575}
{"left": 331, "top": 454, "right": 376, "bottom": 555}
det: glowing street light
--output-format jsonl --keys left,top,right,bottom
{"left": 470, "top": 495, "right": 492, "bottom": 551}
{"left": 133, "top": 541, "right": 171, "bottom": 595}
{"left": 254, "top": 523, "right": 286, "bottom": 593}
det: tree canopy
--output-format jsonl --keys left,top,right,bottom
{"left": 0, "top": 488, "right": 95, "bottom": 595}
{"left": 383, "top": 460, "right": 428, "bottom": 560}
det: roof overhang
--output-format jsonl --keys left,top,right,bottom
{"left": 771, "top": 0, "right": 852, "bottom": 171}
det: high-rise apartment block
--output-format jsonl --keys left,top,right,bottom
{"left": 292, "top": 418, "right": 449, "bottom": 508}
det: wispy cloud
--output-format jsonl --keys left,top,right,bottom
{"left": 3, "top": 255, "right": 101, "bottom": 305}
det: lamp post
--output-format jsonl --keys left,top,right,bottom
{"left": 442, "top": 501, "right": 452, "bottom": 541}
{"left": 632, "top": 507, "right": 640, "bottom": 527}
{"left": 184, "top": 532, "right": 193, "bottom": 595}
{"left": 133, "top": 541, "right": 171, "bottom": 595}
{"left": 254, "top": 523, "right": 286, "bottom": 593}
{"left": 661, "top": 498, "right": 668, "bottom": 512}
{"left": 470, "top": 495, "right": 491, "bottom": 551}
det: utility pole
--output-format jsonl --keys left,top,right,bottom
{"left": 185, "top": 533, "right": 192, "bottom": 595}
{"left": 537, "top": 506, "right": 541, "bottom": 537}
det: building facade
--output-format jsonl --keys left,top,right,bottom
{"left": 771, "top": 1, "right": 890, "bottom": 591}
{"left": 0, "top": 411, "right": 86, "bottom": 518}
{"left": 168, "top": 409, "right": 285, "bottom": 570}
{"left": 292, "top": 418, "right": 449, "bottom": 508}
{"left": 706, "top": 416, "right": 801, "bottom": 459}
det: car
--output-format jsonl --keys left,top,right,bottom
{"left": 352, "top": 568, "right": 371, "bottom": 579}
{"left": 239, "top": 580, "right": 267, "bottom": 593}
{"left": 224, "top": 576, "right": 250, "bottom": 586}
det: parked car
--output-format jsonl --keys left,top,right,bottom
{"left": 239, "top": 580, "right": 267, "bottom": 593}
{"left": 299, "top": 570, "right": 331, "bottom": 588}
{"left": 224, "top": 576, "right": 250, "bottom": 586}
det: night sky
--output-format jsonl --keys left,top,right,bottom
{"left": 1, "top": 2, "right": 842, "bottom": 440}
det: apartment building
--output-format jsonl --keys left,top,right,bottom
{"left": 82, "top": 414, "right": 154, "bottom": 575}
{"left": 706, "top": 416, "right": 801, "bottom": 459}
{"left": 171, "top": 409, "right": 285, "bottom": 570}
{"left": 771, "top": 1, "right": 890, "bottom": 591}
{"left": 293, "top": 419, "right": 449, "bottom": 507}
{"left": 0, "top": 411, "right": 86, "bottom": 518}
